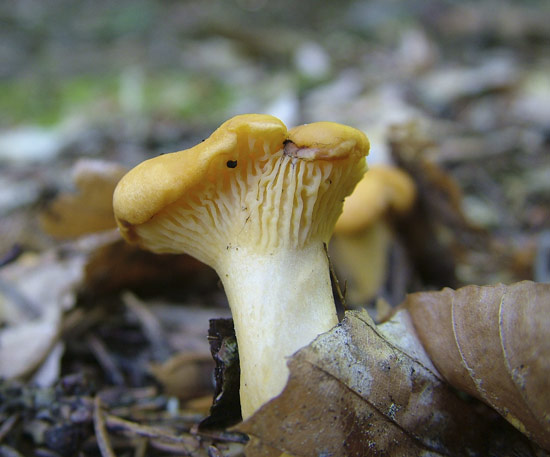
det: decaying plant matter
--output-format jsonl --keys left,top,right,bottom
{"left": 403, "top": 280, "right": 550, "bottom": 450}
{"left": 239, "top": 308, "right": 546, "bottom": 456}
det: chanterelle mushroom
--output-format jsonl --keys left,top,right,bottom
{"left": 332, "top": 165, "right": 416, "bottom": 305}
{"left": 113, "top": 114, "right": 369, "bottom": 418}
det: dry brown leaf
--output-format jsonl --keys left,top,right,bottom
{"left": 83, "top": 239, "right": 219, "bottom": 297}
{"left": 200, "top": 318, "right": 242, "bottom": 430}
{"left": 0, "top": 251, "right": 84, "bottom": 379}
{"left": 0, "top": 312, "right": 61, "bottom": 380}
{"left": 404, "top": 281, "right": 550, "bottom": 450}
{"left": 149, "top": 352, "right": 214, "bottom": 401}
{"left": 0, "top": 231, "right": 118, "bottom": 380}
{"left": 40, "top": 159, "right": 127, "bottom": 239}
{"left": 389, "top": 122, "right": 492, "bottom": 288}
{"left": 239, "top": 310, "right": 541, "bottom": 456}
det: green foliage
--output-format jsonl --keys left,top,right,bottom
{"left": 0, "top": 72, "right": 234, "bottom": 127}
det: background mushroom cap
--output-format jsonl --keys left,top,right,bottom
{"left": 285, "top": 121, "right": 370, "bottom": 161}
{"left": 334, "top": 165, "right": 416, "bottom": 235}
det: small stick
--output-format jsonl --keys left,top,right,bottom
{"left": 0, "top": 444, "right": 25, "bottom": 457}
{"left": 0, "top": 244, "right": 22, "bottom": 268}
{"left": 208, "top": 445, "right": 224, "bottom": 457}
{"left": 105, "top": 414, "right": 199, "bottom": 449}
{"left": 0, "top": 278, "right": 41, "bottom": 320}
{"left": 0, "top": 414, "right": 18, "bottom": 442}
{"left": 133, "top": 438, "right": 148, "bottom": 457}
{"left": 121, "top": 291, "right": 170, "bottom": 360}
{"left": 94, "top": 396, "right": 117, "bottom": 457}
{"left": 87, "top": 334, "right": 125, "bottom": 386}
{"left": 323, "top": 243, "right": 347, "bottom": 311}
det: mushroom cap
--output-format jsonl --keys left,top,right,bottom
{"left": 113, "top": 114, "right": 369, "bottom": 268}
{"left": 285, "top": 121, "right": 370, "bottom": 161}
{"left": 334, "top": 165, "right": 416, "bottom": 235}
{"left": 114, "top": 114, "right": 286, "bottom": 228}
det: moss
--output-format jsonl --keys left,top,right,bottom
{"left": 0, "top": 72, "right": 234, "bottom": 127}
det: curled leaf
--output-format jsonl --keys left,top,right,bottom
{"left": 149, "top": 353, "right": 214, "bottom": 401}
{"left": 404, "top": 281, "right": 550, "bottom": 450}
{"left": 239, "top": 311, "right": 540, "bottom": 456}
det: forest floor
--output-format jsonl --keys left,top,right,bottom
{"left": 1, "top": 1, "right": 549, "bottom": 456}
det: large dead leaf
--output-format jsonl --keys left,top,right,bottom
{"left": 239, "top": 310, "right": 542, "bottom": 456}
{"left": 404, "top": 281, "right": 550, "bottom": 450}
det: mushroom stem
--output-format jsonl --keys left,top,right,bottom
{"left": 331, "top": 220, "right": 392, "bottom": 305}
{"left": 332, "top": 165, "right": 416, "bottom": 306}
{"left": 218, "top": 242, "right": 337, "bottom": 419}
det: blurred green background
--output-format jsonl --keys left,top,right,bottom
{"left": 3, "top": 0, "right": 547, "bottom": 129}
{"left": 1, "top": 0, "right": 549, "bottom": 278}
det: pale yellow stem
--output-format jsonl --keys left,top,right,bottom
{"left": 330, "top": 221, "right": 392, "bottom": 305}
{"left": 217, "top": 241, "right": 338, "bottom": 419}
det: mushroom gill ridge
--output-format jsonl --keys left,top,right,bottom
{"left": 133, "top": 134, "right": 363, "bottom": 267}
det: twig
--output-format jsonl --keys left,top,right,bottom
{"left": 87, "top": 334, "right": 125, "bottom": 386}
{"left": 192, "top": 426, "right": 249, "bottom": 444}
{"left": 0, "top": 244, "right": 22, "bottom": 268}
{"left": 0, "top": 414, "right": 19, "bottom": 442}
{"left": 60, "top": 306, "right": 106, "bottom": 337}
{"left": 0, "top": 277, "right": 41, "bottom": 320}
{"left": 133, "top": 438, "right": 148, "bottom": 457}
{"left": 0, "top": 445, "right": 25, "bottom": 457}
{"left": 93, "top": 396, "right": 117, "bottom": 457}
{"left": 148, "top": 440, "right": 194, "bottom": 455}
{"left": 105, "top": 414, "right": 199, "bottom": 450}
{"left": 208, "top": 445, "right": 224, "bottom": 457}
{"left": 323, "top": 242, "right": 347, "bottom": 310}
{"left": 121, "top": 292, "right": 171, "bottom": 360}
{"left": 34, "top": 448, "right": 63, "bottom": 457}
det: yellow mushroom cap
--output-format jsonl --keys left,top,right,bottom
{"left": 113, "top": 114, "right": 286, "bottom": 229}
{"left": 285, "top": 121, "right": 370, "bottom": 161}
{"left": 334, "top": 165, "right": 416, "bottom": 235}
{"left": 113, "top": 114, "right": 369, "bottom": 269}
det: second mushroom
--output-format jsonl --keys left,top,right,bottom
{"left": 113, "top": 114, "right": 369, "bottom": 418}
{"left": 332, "top": 165, "right": 416, "bottom": 306}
